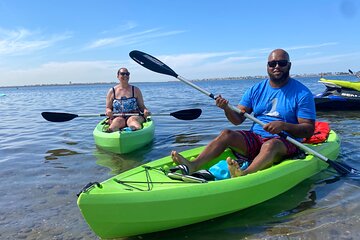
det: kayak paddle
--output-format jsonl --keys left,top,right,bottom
{"left": 41, "top": 108, "right": 202, "bottom": 122}
{"left": 129, "top": 50, "right": 360, "bottom": 177}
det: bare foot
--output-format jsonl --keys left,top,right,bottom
{"left": 226, "top": 157, "right": 245, "bottom": 178}
{"left": 171, "top": 151, "right": 195, "bottom": 173}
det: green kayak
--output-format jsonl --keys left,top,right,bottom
{"left": 93, "top": 117, "right": 155, "bottom": 154}
{"left": 78, "top": 130, "right": 340, "bottom": 239}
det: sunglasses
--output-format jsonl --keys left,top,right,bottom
{"left": 267, "top": 60, "right": 289, "bottom": 68}
{"left": 119, "top": 72, "right": 130, "bottom": 76}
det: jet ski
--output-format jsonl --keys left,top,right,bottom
{"left": 314, "top": 78, "right": 360, "bottom": 111}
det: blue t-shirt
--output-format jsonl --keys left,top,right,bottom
{"left": 240, "top": 78, "right": 316, "bottom": 138}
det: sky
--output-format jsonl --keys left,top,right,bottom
{"left": 0, "top": 0, "right": 359, "bottom": 87}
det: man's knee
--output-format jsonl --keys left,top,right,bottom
{"left": 219, "top": 129, "right": 236, "bottom": 139}
{"left": 261, "top": 139, "right": 286, "bottom": 154}
{"left": 219, "top": 129, "right": 245, "bottom": 144}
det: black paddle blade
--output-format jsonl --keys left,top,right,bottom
{"left": 349, "top": 69, "right": 354, "bottom": 75}
{"left": 41, "top": 112, "right": 78, "bottom": 122}
{"left": 129, "top": 50, "right": 178, "bottom": 78}
{"left": 328, "top": 160, "right": 360, "bottom": 176}
{"left": 171, "top": 108, "right": 202, "bottom": 120}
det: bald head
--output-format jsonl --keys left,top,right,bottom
{"left": 267, "top": 49, "right": 291, "bottom": 85}
{"left": 268, "top": 49, "right": 290, "bottom": 62}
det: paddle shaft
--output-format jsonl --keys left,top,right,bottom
{"left": 42, "top": 108, "right": 201, "bottom": 122}
{"left": 66, "top": 113, "right": 145, "bottom": 118}
{"left": 79, "top": 113, "right": 148, "bottom": 117}
{"left": 78, "top": 110, "right": 201, "bottom": 118}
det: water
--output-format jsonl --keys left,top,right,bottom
{"left": 1, "top": 77, "right": 359, "bottom": 240}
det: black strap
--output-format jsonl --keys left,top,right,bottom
{"left": 112, "top": 87, "right": 116, "bottom": 99}
{"left": 113, "top": 86, "right": 134, "bottom": 98}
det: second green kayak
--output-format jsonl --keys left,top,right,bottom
{"left": 78, "top": 130, "right": 340, "bottom": 239}
{"left": 93, "top": 117, "right": 155, "bottom": 154}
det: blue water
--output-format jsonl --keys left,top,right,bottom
{"left": 0, "top": 76, "right": 359, "bottom": 239}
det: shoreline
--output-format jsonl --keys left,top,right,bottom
{"left": 0, "top": 72, "right": 354, "bottom": 89}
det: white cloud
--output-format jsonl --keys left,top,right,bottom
{"left": 0, "top": 28, "right": 72, "bottom": 56}
{"left": 286, "top": 42, "right": 338, "bottom": 51}
{"left": 85, "top": 28, "right": 185, "bottom": 49}
{"left": 295, "top": 51, "right": 360, "bottom": 65}
{"left": 0, "top": 60, "right": 124, "bottom": 87}
{"left": 1, "top": 43, "right": 358, "bottom": 87}
{"left": 218, "top": 56, "right": 260, "bottom": 64}
{"left": 128, "top": 51, "right": 265, "bottom": 80}
{"left": 100, "top": 21, "right": 138, "bottom": 34}
{"left": 159, "top": 52, "right": 237, "bottom": 66}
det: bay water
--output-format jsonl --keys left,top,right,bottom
{"left": 1, "top": 76, "right": 359, "bottom": 239}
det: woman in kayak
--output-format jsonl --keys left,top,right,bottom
{"left": 171, "top": 49, "right": 316, "bottom": 177}
{"left": 105, "top": 67, "right": 150, "bottom": 132}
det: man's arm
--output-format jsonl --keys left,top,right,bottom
{"left": 215, "top": 95, "right": 250, "bottom": 125}
{"left": 224, "top": 104, "right": 249, "bottom": 125}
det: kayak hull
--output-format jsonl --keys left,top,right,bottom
{"left": 93, "top": 117, "right": 155, "bottom": 154}
{"left": 78, "top": 130, "right": 340, "bottom": 239}
{"left": 315, "top": 96, "right": 360, "bottom": 110}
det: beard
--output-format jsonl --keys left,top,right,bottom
{"left": 268, "top": 70, "right": 290, "bottom": 84}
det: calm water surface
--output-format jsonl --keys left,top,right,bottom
{"left": 1, "top": 77, "right": 359, "bottom": 240}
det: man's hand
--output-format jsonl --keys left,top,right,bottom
{"left": 263, "top": 121, "right": 285, "bottom": 134}
{"left": 215, "top": 95, "right": 229, "bottom": 110}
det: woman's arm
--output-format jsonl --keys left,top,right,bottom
{"left": 134, "top": 87, "right": 150, "bottom": 118}
{"left": 105, "top": 88, "right": 114, "bottom": 118}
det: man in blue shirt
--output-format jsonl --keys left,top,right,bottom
{"left": 171, "top": 49, "right": 316, "bottom": 178}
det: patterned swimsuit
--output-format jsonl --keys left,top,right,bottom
{"left": 112, "top": 86, "right": 140, "bottom": 113}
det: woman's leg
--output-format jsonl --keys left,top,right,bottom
{"left": 126, "top": 116, "right": 145, "bottom": 130}
{"left": 109, "top": 117, "right": 126, "bottom": 132}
